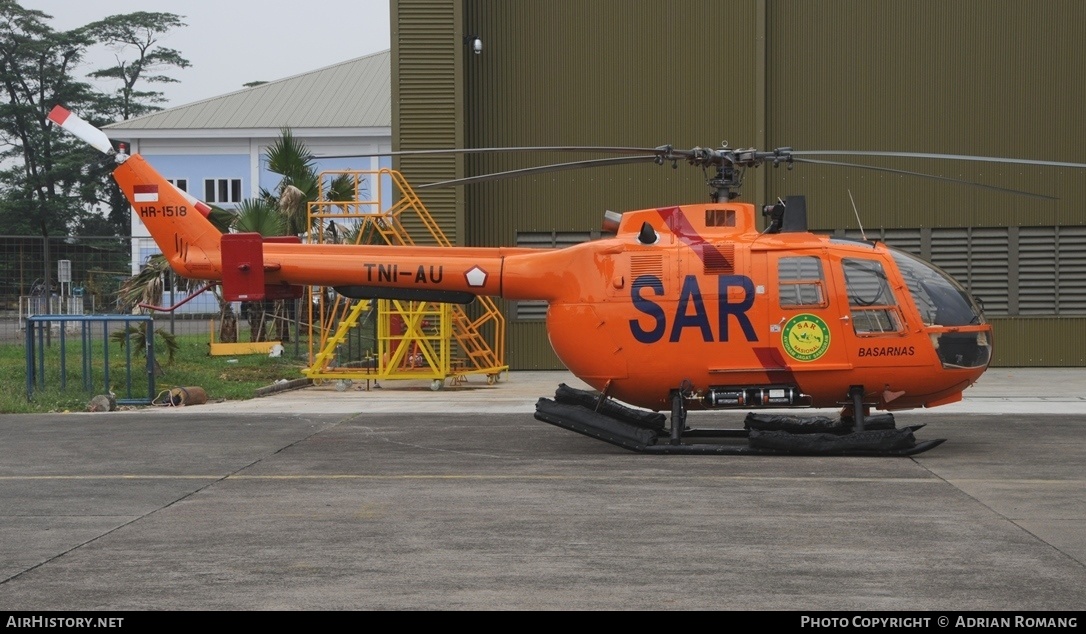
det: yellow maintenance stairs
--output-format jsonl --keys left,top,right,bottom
{"left": 301, "top": 169, "right": 507, "bottom": 390}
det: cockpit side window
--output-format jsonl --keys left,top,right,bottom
{"left": 888, "top": 248, "right": 983, "bottom": 327}
{"left": 842, "top": 258, "right": 903, "bottom": 334}
{"left": 887, "top": 248, "right": 990, "bottom": 368}
{"left": 778, "top": 256, "right": 827, "bottom": 308}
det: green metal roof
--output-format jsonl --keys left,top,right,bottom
{"left": 106, "top": 50, "right": 390, "bottom": 132}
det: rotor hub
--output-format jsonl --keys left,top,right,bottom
{"left": 656, "top": 144, "right": 795, "bottom": 201}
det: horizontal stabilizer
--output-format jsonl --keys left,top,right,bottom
{"left": 221, "top": 233, "right": 265, "bottom": 301}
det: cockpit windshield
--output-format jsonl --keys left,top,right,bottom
{"left": 888, "top": 248, "right": 984, "bottom": 327}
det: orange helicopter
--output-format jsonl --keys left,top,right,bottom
{"left": 48, "top": 105, "right": 1083, "bottom": 456}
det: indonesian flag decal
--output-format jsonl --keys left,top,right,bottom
{"left": 133, "top": 184, "right": 159, "bottom": 203}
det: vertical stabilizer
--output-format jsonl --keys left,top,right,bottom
{"left": 112, "top": 154, "right": 224, "bottom": 281}
{"left": 49, "top": 105, "right": 225, "bottom": 281}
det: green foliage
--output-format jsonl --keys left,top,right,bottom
{"left": 113, "top": 253, "right": 229, "bottom": 336}
{"left": 0, "top": 1, "right": 102, "bottom": 236}
{"left": 325, "top": 173, "right": 357, "bottom": 203}
{"left": 234, "top": 198, "right": 287, "bottom": 236}
{"left": 115, "top": 254, "right": 167, "bottom": 310}
{"left": 259, "top": 129, "right": 318, "bottom": 235}
{"left": 110, "top": 322, "right": 179, "bottom": 365}
{"left": 206, "top": 205, "right": 236, "bottom": 233}
{"left": 264, "top": 129, "right": 316, "bottom": 184}
{"left": 81, "top": 11, "right": 191, "bottom": 120}
{"left": 0, "top": 2, "right": 190, "bottom": 238}
{"left": 255, "top": 129, "right": 359, "bottom": 238}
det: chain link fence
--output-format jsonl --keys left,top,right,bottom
{"left": 0, "top": 235, "right": 381, "bottom": 369}
{"left": 0, "top": 236, "right": 336, "bottom": 356}
{"left": 0, "top": 235, "right": 131, "bottom": 341}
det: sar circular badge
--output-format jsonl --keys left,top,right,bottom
{"left": 782, "top": 313, "right": 831, "bottom": 362}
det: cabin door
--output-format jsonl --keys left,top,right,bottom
{"left": 765, "top": 251, "right": 853, "bottom": 370}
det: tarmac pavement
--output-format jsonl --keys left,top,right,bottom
{"left": 0, "top": 368, "right": 1083, "bottom": 610}
{"left": 175, "top": 367, "right": 1086, "bottom": 416}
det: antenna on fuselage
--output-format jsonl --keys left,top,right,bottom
{"left": 847, "top": 189, "right": 867, "bottom": 241}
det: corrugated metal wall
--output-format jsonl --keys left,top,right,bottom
{"left": 393, "top": 0, "right": 1086, "bottom": 367}
{"left": 990, "top": 318, "right": 1086, "bottom": 365}
{"left": 765, "top": 0, "right": 1086, "bottom": 231}
{"left": 762, "top": 0, "right": 1086, "bottom": 368}
{"left": 392, "top": 0, "right": 464, "bottom": 244}
{"left": 461, "top": 0, "right": 761, "bottom": 247}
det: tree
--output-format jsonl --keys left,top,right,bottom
{"left": 0, "top": 2, "right": 191, "bottom": 245}
{"left": 81, "top": 11, "right": 190, "bottom": 235}
{"left": 259, "top": 129, "right": 355, "bottom": 235}
{"left": 0, "top": 2, "right": 100, "bottom": 235}
{"left": 81, "top": 11, "right": 190, "bottom": 121}
{"left": 236, "top": 131, "right": 355, "bottom": 342}
{"left": 0, "top": 1, "right": 103, "bottom": 303}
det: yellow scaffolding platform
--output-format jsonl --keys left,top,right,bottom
{"left": 377, "top": 299, "right": 450, "bottom": 390}
{"left": 302, "top": 169, "right": 507, "bottom": 389}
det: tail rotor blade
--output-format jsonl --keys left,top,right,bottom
{"left": 47, "top": 105, "right": 115, "bottom": 155}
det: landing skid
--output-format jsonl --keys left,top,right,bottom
{"left": 534, "top": 384, "right": 945, "bottom": 456}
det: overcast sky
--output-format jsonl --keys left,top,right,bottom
{"left": 22, "top": 0, "right": 391, "bottom": 108}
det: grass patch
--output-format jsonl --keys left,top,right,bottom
{"left": 2, "top": 331, "right": 311, "bottom": 413}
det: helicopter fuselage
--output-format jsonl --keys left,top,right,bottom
{"left": 501, "top": 203, "right": 992, "bottom": 412}
{"left": 114, "top": 154, "right": 991, "bottom": 414}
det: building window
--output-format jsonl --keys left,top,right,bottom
{"left": 204, "top": 178, "right": 242, "bottom": 204}
{"left": 167, "top": 179, "right": 188, "bottom": 192}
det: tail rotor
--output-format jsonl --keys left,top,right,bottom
{"left": 46, "top": 106, "right": 116, "bottom": 156}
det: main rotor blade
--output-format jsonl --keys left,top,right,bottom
{"left": 316, "top": 146, "right": 667, "bottom": 160}
{"left": 791, "top": 158, "right": 1057, "bottom": 200}
{"left": 415, "top": 155, "right": 661, "bottom": 189}
{"left": 792, "top": 150, "right": 1086, "bottom": 170}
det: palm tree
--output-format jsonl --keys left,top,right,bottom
{"left": 260, "top": 129, "right": 355, "bottom": 233}
{"left": 112, "top": 256, "right": 179, "bottom": 367}
{"left": 109, "top": 319, "right": 178, "bottom": 368}
{"left": 233, "top": 130, "right": 356, "bottom": 342}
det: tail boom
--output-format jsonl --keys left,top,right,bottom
{"left": 113, "top": 148, "right": 571, "bottom": 304}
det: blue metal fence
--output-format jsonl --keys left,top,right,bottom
{"left": 25, "top": 315, "right": 157, "bottom": 405}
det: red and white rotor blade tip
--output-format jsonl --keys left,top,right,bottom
{"left": 47, "top": 105, "right": 115, "bottom": 155}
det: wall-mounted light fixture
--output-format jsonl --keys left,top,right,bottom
{"left": 465, "top": 35, "right": 483, "bottom": 55}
